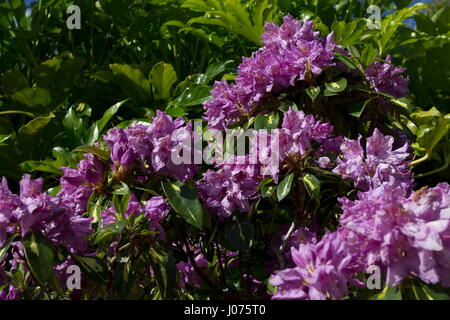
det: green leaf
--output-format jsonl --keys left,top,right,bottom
{"left": 110, "top": 64, "right": 151, "bottom": 104}
{"left": 114, "top": 255, "right": 134, "bottom": 299}
{"left": 112, "top": 182, "right": 131, "bottom": 219}
{"left": 324, "top": 88, "right": 338, "bottom": 97}
{"left": 18, "top": 112, "right": 55, "bottom": 141}
{"left": 198, "top": 60, "right": 234, "bottom": 84}
{"left": 165, "top": 104, "right": 187, "bottom": 117}
{"left": 13, "top": 112, "right": 58, "bottom": 164}
{"left": 162, "top": 180, "right": 208, "bottom": 229}
{"left": 0, "top": 69, "right": 29, "bottom": 95}
{"left": 335, "top": 51, "right": 358, "bottom": 70}
{"left": 222, "top": 215, "right": 254, "bottom": 252}
{"left": 414, "top": 283, "right": 450, "bottom": 300}
{"left": 347, "top": 44, "right": 360, "bottom": 58}
{"left": 415, "top": 114, "right": 450, "bottom": 158}
{"left": 390, "top": 97, "right": 412, "bottom": 113}
{"left": 149, "top": 62, "right": 178, "bottom": 100}
{"left": 70, "top": 253, "right": 108, "bottom": 284}
{"left": 22, "top": 231, "right": 56, "bottom": 284}
{"left": 171, "top": 85, "right": 212, "bottom": 107}
{"left": 149, "top": 246, "right": 177, "bottom": 299}
{"left": 0, "top": 134, "right": 11, "bottom": 147}
{"left": 85, "top": 99, "right": 129, "bottom": 145}
{"left": 361, "top": 45, "right": 378, "bottom": 66}
{"left": 20, "top": 160, "right": 62, "bottom": 175}
{"left": 87, "top": 193, "right": 104, "bottom": 225}
{"left": 185, "top": 0, "right": 267, "bottom": 45}
{"left": 325, "top": 78, "right": 347, "bottom": 93}
{"left": 0, "top": 235, "right": 17, "bottom": 262}
{"left": 411, "top": 107, "right": 442, "bottom": 124}
{"left": 261, "top": 184, "right": 277, "bottom": 198}
{"left": 47, "top": 186, "right": 61, "bottom": 196}
{"left": 377, "top": 286, "right": 402, "bottom": 300}
{"left": 259, "top": 178, "right": 276, "bottom": 198}
{"left": 277, "top": 173, "right": 294, "bottom": 201}
{"left": 63, "top": 107, "right": 84, "bottom": 142}
{"left": 254, "top": 112, "right": 279, "bottom": 130}
{"left": 305, "top": 86, "right": 321, "bottom": 100}
{"left": 302, "top": 174, "right": 321, "bottom": 200}
{"left": 348, "top": 99, "right": 371, "bottom": 118}
{"left": 73, "top": 146, "right": 110, "bottom": 161}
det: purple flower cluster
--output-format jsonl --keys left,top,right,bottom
{"left": 269, "top": 134, "right": 449, "bottom": 299}
{"left": 339, "top": 182, "right": 450, "bottom": 287}
{"left": 270, "top": 232, "right": 361, "bottom": 300}
{"left": 106, "top": 110, "right": 199, "bottom": 182}
{"left": 198, "top": 108, "right": 338, "bottom": 217}
{"left": 253, "top": 108, "right": 335, "bottom": 181}
{"left": 279, "top": 108, "right": 334, "bottom": 156}
{"left": 0, "top": 174, "right": 92, "bottom": 253}
{"left": 333, "top": 128, "right": 413, "bottom": 191}
{"left": 197, "top": 156, "right": 261, "bottom": 219}
{"left": 365, "top": 55, "right": 409, "bottom": 98}
{"left": 59, "top": 153, "right": 106, "bottom": 215}
{"left": 204, "top": 15, "right": 337, "bottom": 130}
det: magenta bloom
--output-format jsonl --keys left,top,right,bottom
{"left": 59, "top": 153, "right": 106, "bottom": 215}
{"left": 365, "top": 55, "right": 409, "bottom": 98}
{"left": 0, "top": 175, "right": 92, "bottom": 253}
{"left": 203, "top": 16, "right": 337, "bottom": 130}
{"left": 104, "top": 128, "right": 137, "bottom": 180}
{"left": 197, "top": 156, "right": 260, "bottom": 218}
{"left": 144, "top": 196, "right": 170, "bottom": 223}
{"left": 252, "top": 108, "right": 335, "bottom": 181}
{"left": 145, "top": 196, "right": 170, "bottom": 240}
{"left": 146, "top": 111, "right": 199, "bottom": 182}
{"left": 338, "top": 182, "right": 450, "bottom": 287}
{"left": 333, "top": 128, "right": 412, "bottom": 191}
{"left": 105, "top": 111, "right": 200, "bottom": 182}
{"left": 270, "top": 232, "right": 361, "bottom": 300}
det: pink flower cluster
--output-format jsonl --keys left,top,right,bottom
{"left": 204, "top": 15, "right": 337, "bottom": 130}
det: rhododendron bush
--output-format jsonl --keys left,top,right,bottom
{"left": 1, "top": 1, "right": 449, "bottom": 301}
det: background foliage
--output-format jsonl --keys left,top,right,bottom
{"left": 0, "top": 0, "right": 449, "bottom": 300}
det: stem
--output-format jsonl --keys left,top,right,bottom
{"left": 0, "top": 110, "right": 35, "bottom": 117}
{"left": 409, "top": 154, "right": 429, "bottom": 167}
{"left": 216, "top": 244, "right": 230, "bottom": 291}
{"left": 277, "top": 221, "right": 296, "bottom": 270}
{"left": 182, "top": 234, "right": 216, "bottom": 291}
{"left": 276, "top": 176, "right": 305, "bottom": 269}
{"left": 415, "top": 158, "right": 450, "bottom": 178}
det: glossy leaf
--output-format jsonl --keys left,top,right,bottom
{"left": 22, "top": 231, "right": 56, "bottom": 284}
{"left": 305, "top": 86, "right": 321, "bottom": 100}
{"left": 277, "top": 173, "right": 294, "bottom": 201}
{"left": 162, "top": 180, "right": 208, "bottom": 229}
{"left": 149, "top": 62, "right": 178, "bottom": 100}
{"left": 325, "top": 78, "right": 347, "bottom": 93}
